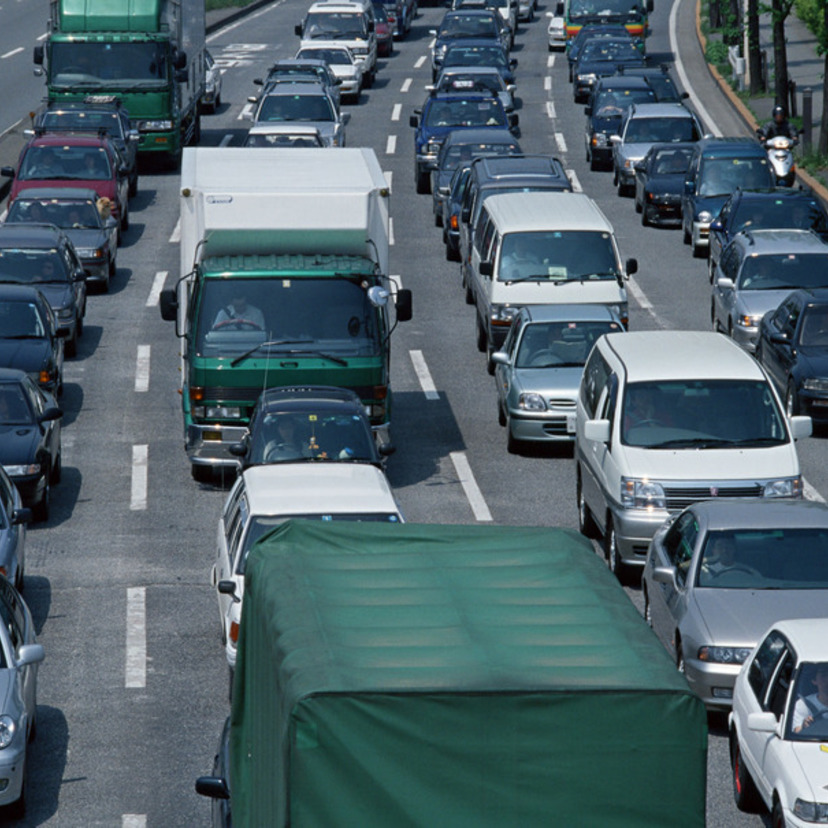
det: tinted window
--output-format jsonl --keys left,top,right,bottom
{"left": 498, "top": 231, "right": 619, "bottom": 282}
{"left": 515, "top": 320, "right": 621, "bottom": 368}
{"left": 698, "top": 156, "right": 772, "bottom": 196}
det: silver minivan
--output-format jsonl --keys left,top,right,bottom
{"left": 575, "top": 330, "right": 812, "bottom": 581}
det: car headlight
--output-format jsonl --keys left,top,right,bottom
{"left": 735, "top": 314, "right": 761, "bottom": 328}
{"left": 696, "top": 210, "right": 713, "bottom": 223}
{"left": 763, "top": 477, "right": 802, "bottom": 498}
{"left": 490, "top": 304, "right": 518, "bottom": 327}
{"left": 698, "top": 646, "right": 752, "bottom": 664}
{"left": 3, "top": 464, "right": 41, "bottom": 476}
{"left": 76, "top": 247, "right": 104, "bottom": 259}
{"left": 621, "top": 477, "right": 666, "bottom": 509}
{"left": 57, "top": 308, "right": 74, "bottom": 321}
{"left": 623, "top": 157, "right": 639, "bottom": 169}
{"left": 137, "top": 119, "right": 173, "bottom": 131}
{"left": 433, "top": 45, "right": 447, "bottom": 60}
{"left": 803, "top": 377, "right": 828, "bottom": 392}
{"left": 0, "top": 716, "right": 16, "bottom": 749}
{"left": 518, "top": 393, "right": 547, "bottom": 411}
{"left": 577, "top": 73, "right": 597, "bottom": 83}
{"left": 205, "top": 406, "right": 242, "bottom": 419}
{"left": 794, "top": 800, "right": 828, "bottom": 822}
{"left": 425, "top": 141, "right": 441, "bottom": 154}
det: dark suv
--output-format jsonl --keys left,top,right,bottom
{"left": 0, "top": 224, "right": 87, "bottom": 356}
{"left": 681, "top": 137, "right": 775, "bottom": 257}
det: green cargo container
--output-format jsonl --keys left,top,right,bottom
{"left": 229, "top": 521, "right": 707, "bottom": 827}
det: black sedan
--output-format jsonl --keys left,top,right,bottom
{"left": 566, "top": 23, "right": 630, "bottom": 82}
{"left": 572, "top": 37, "right": 646, "bottom": 103}
{"left": 0, "top": 284, "right": 64, "bottom": 395}
{"left": 0, "top": 368, "right": 62, "bottom": 521}
{"left": 633, "top": 142, "right": 695, "bottom": 226}
{"left": 230, "top": 385, "right": 394, "bottom": 469}
{"left": 757, "top": 288, "right": 828, "bottom": 424}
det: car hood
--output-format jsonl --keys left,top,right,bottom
{"left": 0, "top": 424, "right": 40, "bottom": 465}
{"left": 327, "top": 65, "right": 360, "bottom": 80}
{"left": 645, "top": 174, "right": 686, "bottom": 194}
{"left": 13, "top": 178, "right": 116, "bottom": 204}
{"left": 577, "top": 56, "right": 645, "bottom": 75}
{"left": 786, "top": 741, "right": 828, "bottom": 800}
{"left": 590, "top": 114, "right": 623, "bottom": 134}
{"left": 617, "top": 142, "right": 654, "bottom": 163}
{"left": 796, "top": 347, "right": 828, "bottom": 376}
{"left": 690, "top": 589, "right": 828, "bottom": 646}
{"left": 620, "top": 443, "right": 798, "bottom": 479}
{"left": 0, "top": 339, "right": 51, "bottom": 373}
{"left": 513, "top": 365, "right": 582, "bottom": 397}
{"left": 691, "top": 194, "right": 728, "bottom": 216}
{"left": 63, "top": 228, "right": 108, "bottom": 250}
{"left": 27, "top": 282, "right": 73, "bottom": 313}
{"left": 492, "top": 279, "right": 625, "bottom": 306}
{"left": 738, "top": 290, "right": 797, "bottom": 319}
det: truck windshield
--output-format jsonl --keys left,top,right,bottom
{"left": 498, "top": 231, "right": 619, "bottom": 282}
{"left": 304, "top": 11, "right": 368, "bottom": 38}
{"left": 569, "top": 0, "right": 644, "bottom": 21}
{"left": 195, "top": 277, "right": 382, "bottom": 359}
{"left": 50, "top": 42, "right": 168, "bottom": 85}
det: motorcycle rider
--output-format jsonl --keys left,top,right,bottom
{"left": 758, "top": 104, "right": 798, "bottom": 142}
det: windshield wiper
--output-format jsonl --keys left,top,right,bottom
{"left": 504, "top": 273, "right": 564, "bottom": 285}
{"left": 569, "top": 271, "right": 619, "bottom": 281}
{"left": 3, "top": 334, "right": 40, "bottom": 340}
{"left": 230, "top": 339, "right": 313, "bottom": 367}
{"left": 279, "top": 349, "right": 348, "bottom": 366}
{"left": 648, "top": 437, "right": 735, "bottom": 449}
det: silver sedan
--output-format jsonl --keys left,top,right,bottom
{"left": 0, "top": 574, "right": 44, "bottom": 817}
{"left": 642, "top": 498, "right": 828, "bottom": 711}
{"left": 491, "top": 304, "right": 624, "bottom": 452}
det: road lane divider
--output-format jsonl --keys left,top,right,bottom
{"left": 135, "top": 346, "right": 150, "bottom": 393}
{"left": 450, "top": 452, "right": 493, "bottom": 522}
{"left": 386, "top": 134, "right": 397, "bottom": 154}
{"left": 125, "top": 586, "right": 146, "bottom": 688}
{"left": 146, "top": 271, "right": 167, "bottom": 307}
{"left": 391, "top": 103, "right": 402, "bottom": 121}
{"left": 409, "top": 350, "right": 439, "bottom": 400}
{"left": 130, "top": 444, "right": 148, "bottom": 511}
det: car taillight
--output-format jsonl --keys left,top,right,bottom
{"left": 229, "top": 621, "right": 239, "bottom": 644}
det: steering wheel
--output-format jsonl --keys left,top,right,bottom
{"left": 712, "top": 564, "right": 759, "bottom": 579}
{"left": 212, "top": 318, "right": 263, "bottom": 331}
{"left": 263, "top": 442, "right": 302, "bottom": 462}
{"left": 528, "top": 350, "right": 563, "bottom": 367}
{"left": 61, "top": 65, "right": 88, "bottom": 74}
{"left": 634, "top": 418, "right": 660, "bottom": 427}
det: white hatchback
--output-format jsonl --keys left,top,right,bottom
{"left": 212, "top": 464, "right": 403, "bottom": 674}
{"left": 730, "top": 618, "right": 828, "bottom": 827}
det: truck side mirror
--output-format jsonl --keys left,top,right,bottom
{"left": 556, "top": 1, "right": 564, "bottom": 13}
{"left": 175, "top": 50, "right": 187, "bottom": 70}
{"left": 33, "top": 45, "right": 43, "bottom": 65}
{"left": 295, "top": 23, "right": 303, "bottom": 35}
{"left": 159, "top": 288, "right": 179, "bottom": 322}
{"left": 626, "top": 257, "right": 638, "bottom": 275}
{"left": 409, "top": 114, "right": 419, "bottom": 128}
{"left": 479, "top": 261, "right": 493, "bottom": 276}
{"left": 395, "top": 288, "right": 413, "bottom": 322}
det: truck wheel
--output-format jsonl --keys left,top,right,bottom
{"left": 415, "top": 170, "right": 430, "bottom": 194}
{"left": 476, "top": 314, "right": 487, "bottom": 353}
{"left": 577, "top": 470, "right": 598, "bottom": 538}
{"left": 604, "top": 516, "right": 628, "bottom": 583}
{"left": 731, "top": 733, "right": 763, "bottom": 812}
{"left": 191, "top": 464, "right": 213, "bottom": 484}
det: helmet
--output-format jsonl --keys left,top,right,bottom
{"left": 773, "top": 104, "right": 786, "bottom": 122}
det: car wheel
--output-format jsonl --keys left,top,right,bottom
{"left": 228, "top": 667, "right": 235, "bottom": 704}
{"left": 498, "top": 398, "right": 506, "bottom": 427}
{"left": 51, "top": 451, "right": 62, "bottom": 485}
{"left": 612, "top": 167, "right": 619, "bottom": 187}
{"left": 121, "top": 204, "right": 129, "bottom": 231}
{"left": 589, "top": 154, "right": 600, "bottom": 172}
{"left": 446, "top": 242, "right": 460, "bottom": 262}
{"left": 634, "top": 194, "right": 642, "bottom": 213}
{"left": 476, "top": 314, "right": 487, "bottom": 353}
{"left": 771, "top": 801, "right": 786, "bottom": 828}
{"left": 129, "top": 172, "right": 138, "bottom": 198}
{"left": 33, "top": 479, "right": 49, "bottom": 522}
{"left": 434, "top": 211, "right": 442, "bottom": 228}
{"left": 731, "top": 732, "right": 763, "bottom": 812}
{"left": 711, "top": 301, "right": 718, "bottom": 332}
{"left": 109, "top": 254, "right": 117, "bottom": 279}
{"left": 505, "top": 416, "right": 520, "bottom": 453}
{"left": 641, "top": 205, "right": 649, "bottom": 226}
{"left": 604, "top": 516, "right": 628, "bottom": 582}
{"left": 786, "top": 382, "right": 799, "bottom": 417}
{"left": 65, "top": 328, "right": 78, "bottom": 358}
{"left": 463, "top": 270, "right": 474, "bottom": 304}
{"left": 577, "top": 470, "right": 598, "bottom": 538}
{"left": 643, "top": 588, "right": 652, "bottom": 627}
{"left": 692, "top": 239, "right": 705, "bottom": 258}
{"left": 683, "top": 220, "right": 691, "bottom": 245}
{"left": 191, "top": 464, "right": 214, "bottom": 484}
{"left": 486, "top": 347, "right": 495, "bottom": 375}
{"left": 415, "top": 170, "right": 430, "bottom": 195}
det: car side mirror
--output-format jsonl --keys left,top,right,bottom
{"left": 709, "top": 218, "right": 724, "bottom": 232}
{"left": 681, "top": 91, "right": 690, "bottom": 100}
{"left": 510, "top": 58, "right": 518, "bottom": 69}
{"left": 341, "top": 112, "right": 351, "bottom": 125}
{"left": 479, "top": 261, "right": 493, "bottom": 276}
{"left": 716, "top": 276, "right": 734, "bottom": 290}
{"left": 105, "top": 217, "right": 118, "bottom": 230}
{"left": 461, "top": 207, "right": 470, "bottom": 222}
{"left": 746, "top": 712, "right": 779, "bottom": 734}
{"left": 379, "top": 443, "right": 396, "bottom": 457}
{"left": 253, "top": 78, "right": 264, "bottom": 86}
{"left": 410, "top": 114, "right": 420, "bottom": 128}
{"left": 646, "top": 0, "right": 654, "bottom": 10}
{"left": 609, "top": 135, "right": 621, "bottom": 144}
{"left": 509, "top": 113, "right": 519, "bottom": 132}
{"left": 491, "top": 351, "right": 509, "bottom": 366}
{"left": 16, "top": 644, "right": 44, "bottom": 668}
{"left": 585, "top": 105, "right": 593, "bottom": 116}
{"left": 769, "top": 331, "right": 789, "bottom": 344}
{"left": 196, "top": 776, "right": 231, "bottom": 801}
{"left": 684, "top": 179, "right": 695, "bottom": 195}
{"left": 218, "top": 580, "right": 240, "bottom": 603}
{"left": 295, "top": 23, "right": 303, "bottom": 35}
{"left": 33, "top": 44, "right": 44, "bottom": 65}
{"left": 228, "top": 442, "right": 246, "bottom": 457}
{"left": 1, "top": 166, "right": 15, "bottom": 178}
{"left": 583, "top": 418, "right": 610, "bottom": 443}
{"left": 39, "top": 406, "right": 63, "bottom": 423}
{"left": 651, "top": 566, "right": 677, "bottom": 587}
{"left": 789, "top": 415, "right": 812, "bottom": 440}
{"left": 12, "top": 508, "right": 31, "bottom": 526}
{"left": 556, "top": 1, "right": 564, "bottom": 13}
{"left": 159, "top": 288, "right": 179, "bottom": 322}
{"left": 75, "top": 268, "right": 88, "bottom": 282}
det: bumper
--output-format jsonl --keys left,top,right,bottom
{"left": 616, "top": 165, "right": 636, "bottom": 187}
{"left": 508, "top": 409, "right": 577, "bottom": 442}
{"left": 643, "top": 198, "right": 682, "bottom": 225}
{"left": 799, "top": 392, "right": 828, "bottom": 423}
{"left": 684, "top": 658, "right": 741, "bottom": 710}
{"left": 339, "top": 78, "right": 361, "bottom": 95}
{"left": 186, "top": 423, "right": 249, "bottom": 469}
{"left": 415, "top": 152, "right": 439, "bottom": 175}
{"left": 9, "top": 472, "right": 46, "bottom": 508}
{"left": 0, "top": 742, "right": 26, "bottom": 807}
{"left": 692, "top": 220, "right": 710, "bottom": 249}
{"left": 610, "top": 505, "right": 668, "bottom": 566}
{"left": 573, "top": 79, "right": 595, "bottom": 100}
{"left": 589, "top": 141, "right": 612, "bottom": 165}
{"left": 80, "top": 258, "right": 109, "bottom": 282}
{"left": 729, "top": 323, "right": 759, "bottom": 353}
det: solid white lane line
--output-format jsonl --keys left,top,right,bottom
{"left": 544, "top": 76, "right": 552, "bottom": 91}
{"left": 37, "top": 32, "right": 49, "bottom": 42}
{"left": 219, "top": 133, "right": 233, "bottom": 147}
{"left": 391, "top": 103, "right": 402, "bottom": 121}
{"left": 401, "top": 78, "right": 412, "bottom": 92}
{"left": 169, "top": 219, "right": 180, "bottom": 244}
{"left": 625, "top": 277, "right": 663, "bottom": 327}
{"left": 125, "top": 587, "right": 146, "bottom": 688}
{"left": 409, "top": 350, "right": 439, "bottom": 400}
{"left": 135, "top": 346, "right": 150, "bottom": 393}
{"left": 386, "top": 134, "right": 397, "bottom": 154}
{"left": 146, "top": 271, "right": 167, "bottom": 307}
{"left": 130, "top": 444, "right": 148, "bottom": 511}
{"left": 384, "top": 170, "right": 393, "bottom": 191}
{"left": 567, "top": 169, "right": 582, "bottom": 192}
{"left": 389, "top": 217, "right": 395, "bottom": 246}
{"left": 450, "top": 452, "right": 493, "bottom": 522}
{"left": 805, "top": 479, "right": 826, "bottom": 503}
{"left": 122, "top": 816, "right": 147, "bottom": 828}
{"left": 1, "top": 47, "right": 23, "bottom": 59}
{"left": 414, "top": 55, "right": 426, "bottom": 68}
{"left": 238, "top": 102, "right": 254, "bottom": 121}
{"left": 554, "top": 132, "right": 568, "bottom": 154}
{"left": 669, "top": 0, "right": 722, "bottom": 136}
{"left": 546, "top": 101, "right": 556, "bottom": 119}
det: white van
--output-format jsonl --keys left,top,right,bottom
{"left": 575, "top": 330, "right": 812, "bottom": 581}
{"left": 467, "top": 191, "right": 635, "bottom": 372}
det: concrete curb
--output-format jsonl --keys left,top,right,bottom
{"left": 692, "top": 0, "right": 828, "bottom": 202}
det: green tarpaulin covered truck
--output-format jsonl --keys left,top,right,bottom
{"left": 198, "top": 520, "right": 707, "bottom": 827}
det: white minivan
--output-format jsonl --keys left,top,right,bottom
{"left": 575, "top": 330, "right": 812, "bottom": 581}
{"left": 467, "top": 191, "right": 635, "bottom": 372}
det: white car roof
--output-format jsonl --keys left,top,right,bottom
{"left": 757, "top": 618, "right": 828, "bottom": 660}
{"left": 242, "top": 464, "right": 401, "bottom": 518}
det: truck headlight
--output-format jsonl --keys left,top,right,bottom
{"left": 698, "top": 646, "right": 752, "bottom": 664}
{"left": 794, "top": 800, "right": 828, "bottom": 822}
{"left": 490, "top": 305, "right": 518, "bottom": 327}
{"left": 0, "top": 716, "right": 16, "bottom": 749}
{"left": 621, "top": 477, "right": 666, "bottom": 509}
{"left": 518, "top": 393, "right": 547, "bottom": 411}
{"left": 138, "top": 119, "right": 173, "bottom": 131}
{"left": 205, "top": 406, "right": 242, "bottom": 419}
{"left": 763, "top": 477, "right": 801, "bottom": 498}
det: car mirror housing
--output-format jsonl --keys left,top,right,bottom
{"left": 789, "top": 415, "right": 812, "bottom": 440}
{"left": 16, "top": 644, "right": 45, "bottom": 668}
{"left": 491, "top": 351, "right": 509, "bottom": 366}
{"left": 583, "top": 418, "right": 610, "bottom": 443}
{"left": 651, "top": 566, "right": 676, "bottom": 587}
{"left": 709, "top": 218, "right": 724, "bottom": 232}
{"left": 747, "top": 712, "right": 779, "bottom": 734}
{"left": 716, "top": 276, "right": 734, "bottom": 290}
{"left": 479, "top": 261, "right": 493, "bottom": 276}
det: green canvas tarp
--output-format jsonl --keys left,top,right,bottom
{"left": 231, "top": 521, "right": 707, "bottom": 827}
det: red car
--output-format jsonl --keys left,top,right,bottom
{"left": 1, "top": 132, "right": 130, "bottom": 237}
{"left": 372, "top": 3, "right": 394, "bottom": 56}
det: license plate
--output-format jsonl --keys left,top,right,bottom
{"left": 566, "top": 413, "right": 577, "bottom": 434}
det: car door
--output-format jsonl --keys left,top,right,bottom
{"left": 650, "top": 510, "right": 698, "bottom": 659}
{"left": 713, "top": 242, "right": 738, "bottom": 329}
{"left": 0, "top": 581, "right": 36, "bottom": 720}
{"left": 0, "top": 472, "right": 22, "bottom": 582}
{"left": 215, "top": 479, "right": 246, "bottom": 635}
{"left": 24, "top": 379, "right": 58, "bottom": 472}
{"left": 762, "top": 298, "right": 799, "bottom": 391}
{"left": 581, "top": 371, "right": 619, "bottom": 537}
{"left": 494, "top": 312, "right": 523, "bottom": 411}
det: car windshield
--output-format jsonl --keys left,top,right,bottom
{"left": 49, "top": 41, "right": 168, "bottom": 86}
{"left": 442, "top": 140, "right": 518, "bottom": 170}
{"left": 40, "top": 110, "right": 123, "bottom": 139}
{"left": 257, "top": 94, "right": 335, "bottom": 122}
{"left": 788, "top": 662, "right": 828, "bottom": 741}
{"left": 0, "top": 383, "right": 33, "bottom": 425}
{"left": 0, "top": 250, "right": 69, "bottom": 284}
{"left": 440, "top": 73, "right": 505, "bottom": 94}
{"left": 194, "top": 275, "right": 382, "bottom": 359}
{"left": 296, "top": 49, "right": 352, "bottom": 66}
{"left": 439, "top": 14, "right": 498, "bottom": 37}
{"left": 7, "top": 199, "right": 101, "bottom": 229}
{"left": 798, "top": 307, "right": 828, "bottom": 347}
{"left": 304, "top": 11, "right": 368, "bottom": 37}
{"left": 237, "top": 512, "right": 401, "bottom": 573}
{"left": 580, "top": 38, "right": 640, "bottom": 62}
{"left": 498, "top": 231, "right": 619, "bottom": 282}
{"left": 570, "top": 0, "right": 643, "bottom": 19}
{"left": 737, "top": 253, "right": 828, "bottom": 291}
{"left": 19, "top": 146, "right": 112, "bottom": 181}
{"left": 624, "top": 117, "right": 698, "bottom": 144}
{"left": 645, "top": 74, "right": 681, "bottom": 101}
{"left": 443, "top": 45, "right": 509, "bottom": 68}
{"left": 0, "top": 301, "right": 47, "bottom": 340}
{"left": 696, "top": 529, "right": 828, "bottom": 590}
{"left": 732, "top": 199, "right": 828, "bottom": 235}
{"left": 425, "top": 98, "right": 506, "bottom": 127}
{"left": 651, "top": 146, "right": 693, "bottom": 174}
{"left": 248, "top": 410, "right": 376, "bottom": 465}
{"left": 621, "top": 379, "right": 788, "bottom": 448}
{"left": 698, "top": 156, "right": 773, "bottom": 196}
{"left": 515, "top": 320, "right": 620, "bottom": 368}
{"left": 594, "top": 87, "right": 654, "bottom": 114}
{"left": 244, "top": 131, "right": 323, "bottom": 147}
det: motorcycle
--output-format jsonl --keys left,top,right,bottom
{"left": 757, "top": 131, "right": 798, "bottom": 187}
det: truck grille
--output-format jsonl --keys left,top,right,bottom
{"left": 664, "top": 484, "right": 763, "bottom": 511}
{"left": 203, "top": 386, "right": 263, "bottom": 404}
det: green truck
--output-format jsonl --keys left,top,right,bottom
{"left": 33, "top": 0, "right": 205, "bottom": 165}
{"left": 160, "top": 147, "right": 411, "bottom": 481}
{"left": 197, "top": 521, "right": 708, "bottom": 827}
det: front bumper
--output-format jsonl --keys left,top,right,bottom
{"left": 186, "top": 423, "right": 249, "bottom": 469}
{"left": 415, "top": 151, "right": 439, "bottom": 175}
{"left": 610, "top": 505, "right": 669, "bottom": 566}
{"left": 508, "top": 408, "right": 577, "bottom": 442}
{"left": 643, "top": 195, "right": 682, "bottom": 225}
{"left": 799, "top": 390, "right": 828, "bottom": 423}
{"left": 684, "top": 657, "right": 741, "bottom": 710}
{"left": 729, "top": 321, "right": 759, "bottom": 353}
{"left": 79, "top": 257, "right": 109, "bottom": 282}
{"left": 0, "top": 739, "right": 27, "bottom": 807}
